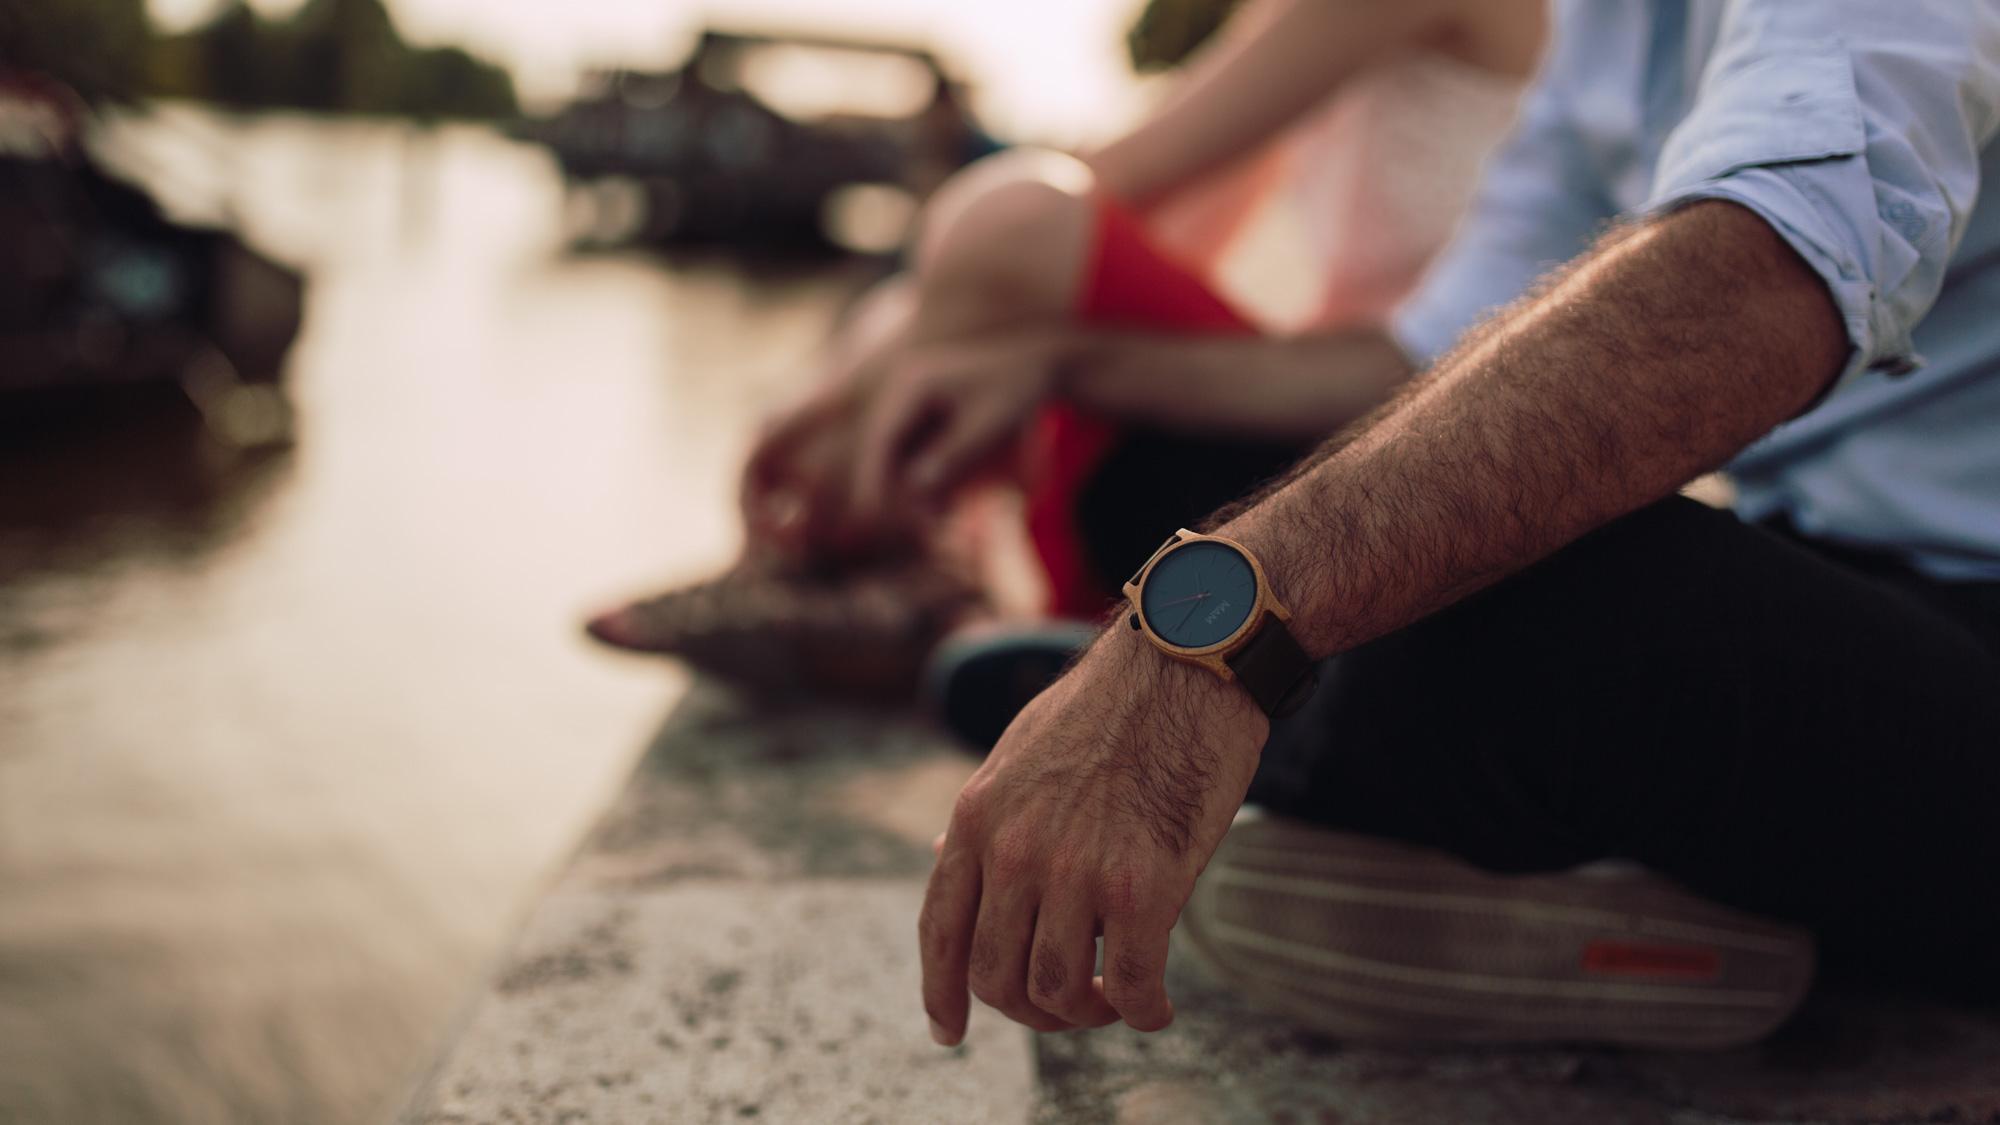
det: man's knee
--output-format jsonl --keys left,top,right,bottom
{"left": 913, "top": 148, "right": 1097, "bottom": 306}
{"left": 1253, "top": 501, "right": 1743, "bottom": 865}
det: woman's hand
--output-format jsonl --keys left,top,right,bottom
{"left": 739, "top": 276, "right": 925, "bottom": 565}
{"left": 738, "top": 382, "right": 865, "bottom": 562}
{"left": 847, "top": 329, "right": 1070, "bottom": 528}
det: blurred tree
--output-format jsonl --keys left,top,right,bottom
{"left": 0, "top": 0, "right": 155, "bottom": 101}
{"left": 1125, "top": 0, "right": 1242, "bottom": 72}
{"left": 194, "top": 2, "right": 270, "bottom": 107}
{"left": 290, "top": 0, "right": 397, "bottom": 112}
{"left": 137, "top": 0, "right": 517, "bottom": 118}
{"left": 402, "top": 47, "right": 518, "bottom": 121}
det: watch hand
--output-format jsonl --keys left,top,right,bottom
{"left": 1152, "top": 592, "right": 1211, "bottom": 609}
{"left": 1175, "top": 596, "right": 1208, "bottom": 632}
{"left": 1177, "top": 561, "right": 1215, "bottom": 632}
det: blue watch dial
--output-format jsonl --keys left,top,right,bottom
{"left": 1140, "top": 540, "right": 1258, "bottom": 649}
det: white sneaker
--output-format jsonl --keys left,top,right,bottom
{"left": 1177, "top": 813, "right": 1816, "bottom": 1049}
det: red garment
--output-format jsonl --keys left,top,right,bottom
{"left": 1022, "top": 197, "right": 1258, "bottom": 618}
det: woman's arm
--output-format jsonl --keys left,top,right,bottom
{"left": 842, "top": 323, "right": 1417, "bottom": 521}
{"left": 1085, "top": 0, "right": 1479, "bottom": 207}
{"left": 1055, "top": 326, "right": 1413, "bottom": 440}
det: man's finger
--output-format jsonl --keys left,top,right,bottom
{"left": 967, "top": 886, "right": 1074, "bottom": 1033}
{"left": 1099, "top": 908, "right": 1177, "bottom": 1032}
{"left": 1025, "top": 901, "right": 1120, "bottom": 1027}
{"left": 916, "top": 845, "right": 982, "bottom": 1046}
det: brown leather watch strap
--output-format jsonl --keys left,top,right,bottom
{"left": 1223, "top": 614, "right": 1319, "bottom": 719}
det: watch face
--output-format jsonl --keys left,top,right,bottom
{"left": 1140, "top": 539, "right": 1258, "bottom": 650}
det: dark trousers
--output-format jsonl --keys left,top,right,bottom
{"left": 1078, "top": 432, "right": 2000, "bottom": 997}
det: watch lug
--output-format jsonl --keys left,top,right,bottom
{"left": 1126, "top": 532, "right": 1187, "bottom": 592}
{"left": 1197, "top": 652, "right": 1236, "bottom": 682}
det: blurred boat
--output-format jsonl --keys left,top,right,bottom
{"left": 0, "top": 71, "right": 302, "bottom": 447}
{"left": 519, "top": 29, "right": 998, "bottom": 253}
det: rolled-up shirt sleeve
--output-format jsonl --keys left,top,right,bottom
{"left": 1645, "top": 0, "right": 2000, "bottom": 383}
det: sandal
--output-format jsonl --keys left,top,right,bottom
{"left": 584, "top": 559, "right": 987, "bottom": 703}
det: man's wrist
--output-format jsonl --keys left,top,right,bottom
{"left": 1212, "top": 504, "right": 1343, "bottom": 660}
{"left": 1091, "top": 614, "right": 1273, "bottom": 749}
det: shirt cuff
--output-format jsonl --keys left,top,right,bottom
{"left": 1646, "top": 170, "right": 1902, "bottom": 388}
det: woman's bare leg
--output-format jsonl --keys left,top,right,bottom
{"left": 907, "top": 149, "right": 1097, "bottom": 339}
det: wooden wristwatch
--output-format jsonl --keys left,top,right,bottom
{"left": 1122, "top": 529, "right": 1318, "bottom": 719}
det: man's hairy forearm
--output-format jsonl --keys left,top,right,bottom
{"left": 1214, "top": 201, "right": 1849, "bottom": 657}
{"left": 1058, "top": 326, "right": 1414, "bottom": 441}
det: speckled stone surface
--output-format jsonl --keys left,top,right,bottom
{"left": 403, "top": 684, "right": 2000, "bottom": 1124}
{"left": 400, "top": 686, "right": 1013, "bottom": 1125}
{"left": 405, "top": 882, "right": 1034, "bottom": 1125}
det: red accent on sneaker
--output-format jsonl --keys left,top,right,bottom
{"left": 1580, "top": 940, "right": 1724, "bottom": 981}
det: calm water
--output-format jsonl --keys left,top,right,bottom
{"left": 0, "top": 110, "right": 859, "bottom": 1123}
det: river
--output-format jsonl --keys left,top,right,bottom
{"left": 0, "top": 110, "right": 864, "bottom": 1123}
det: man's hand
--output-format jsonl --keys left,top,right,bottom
{"left": 849, "top": 330, "right": 1067, "bottom": 527}
{"left": 918, "top": 628, "right": 1270, "bottom": 1043}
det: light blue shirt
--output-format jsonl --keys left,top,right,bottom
{"left": 1394, "top": 0, "right": 2000, "bottom": 580}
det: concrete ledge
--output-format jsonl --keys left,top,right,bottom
{"left": 404, "top": 684, "right": 2000, "bottom": 1124}
{"left": 406, "top": 881, "right": 1034, "bottom": 1124}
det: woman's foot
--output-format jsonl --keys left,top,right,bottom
{"left": 585, "top": 560, "right": 988, "bottom": 703}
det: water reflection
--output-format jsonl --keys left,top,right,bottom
{"left": 0, "top": 405, "right": 290, "bottom": 576}
{"left": 0, "top": 112, "right": 853, "bottom": 1123}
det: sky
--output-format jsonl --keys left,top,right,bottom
{"left": 145, "top": 0, "right": 1151, "bottom": 142}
